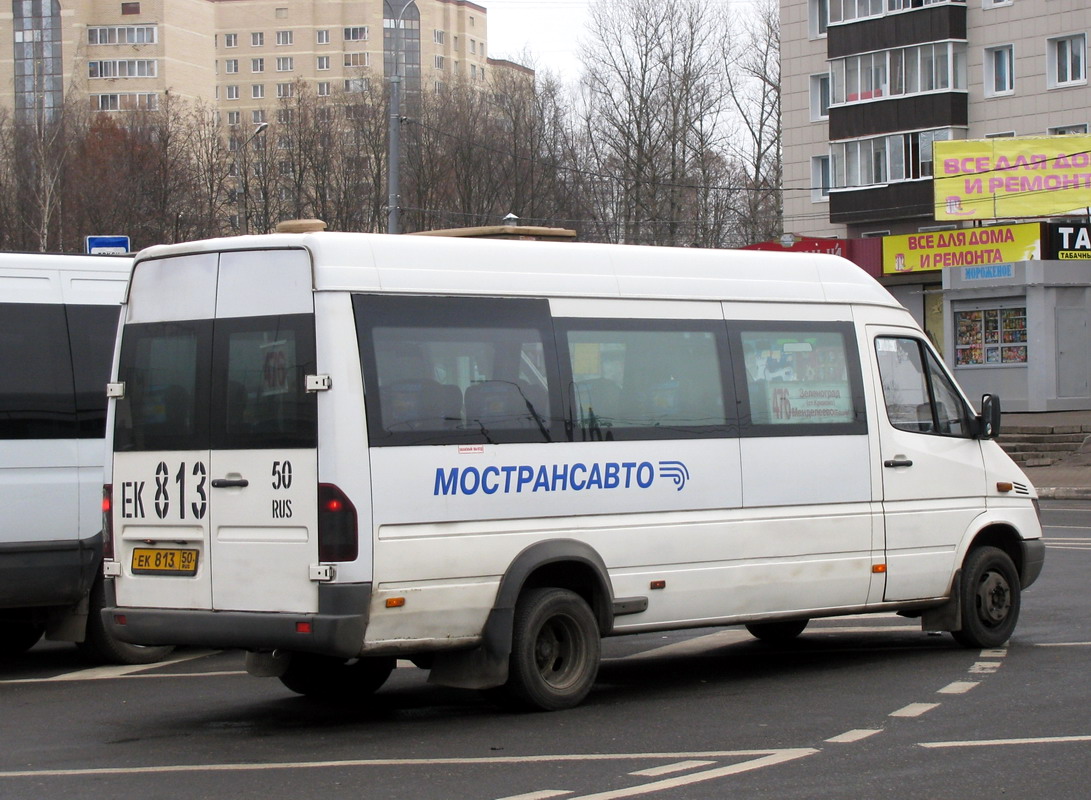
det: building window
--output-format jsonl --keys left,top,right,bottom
{"left": 985, "top": 131, "right": 1015, "bottom": 138}
{"left": 471, "top": 63, "right": 478, "bottom": 79}
{"left": 251, "top": 32, "right": 264, "bottom": 47}
{"left": 955, "top": 307, "right": 1027, "bottom": 366}
{"left": 345, "top": 52, "right": 370, "bottom": 68}
{"left": 985, "top": 45, "right": 1014, "bottom": 96}
{"left": 276, "top": 7, "right": 288, "bottom": 19}
{"left": 225, "top": 33, "right": 238, "bottom": 48}
{"left": 121, "top": 2, "right": 140, "bottom": 15}
{"left": 276, "top": 57, "right": 294, "bottom": 72}
{"left": 831, "top": 41, "right": 966, "bottom": 106}
{"left": 317, "top": 81, "right": 331, "bottom": 96}
{"left": 251, "top": 58, "right": 264, "bottom": 73}
{"left": 434, "top": 29, "right": 445, "bottom": 44}
{"left": 1048, "top": 34, "right": 1087, "bottom": 88}
{"left": 226, "top": 85, "right": 240, "bottom": 100}
{"left": 344, "top": 77, "right": 369, "bottom": 93}
{"left": 810, "top": 73, "right": 831, "bottom": 120}
{"left": 809, "top": 0, "right": 829, "bottom": 37}
{"left": 91, "top": 92, "right": 157, "bottom": 111}
{"left": 1049, "top": 123, "right": 1089, "bottom": 135}
{"left": 434, "top": 55, "right": 445, "bottom": 69}
{"left": 470, "top": 39, "right": 477, "bottom": 55}
{"left": 225, "top": 59, "right": 239, "bottom": 74}
{"left": 277, "top": 83, "right": 293, "bottom": 98}
{"left": 252, "top": 109, "right": 267, "bottom": 124}
{"left": 831, "top": 128, "right": 957, "bottom": 189}
{"left": 227, "top": 110, "right": 241, "bottom": 125}
{"left": 983, "top": 0, "right": 1013, "bottom": 8}
{"left": 317, "top": 56, "right": 330, "bottom": 71}
{"left": 829, "top": 0, "right": 884, "bottom": 25}
{"left": 88, "top": 60, "right": 157, "bottom": 78}
{"left": 317, "top": 29, "right": 330, "bottom": 45}
{"left": 344, "top": 26, "right": 369, "bottom": 41}
{"left": 252, "top": 84, "right": 265, "bottom": 99}
{"left": 276, "top": 30, "right": 293, "bottom": 46}
{"left": 811, "top": 155, "right": 832, "bottom": 201}
{"left": 88, "top": 25, "right": 157, "bottom": 44}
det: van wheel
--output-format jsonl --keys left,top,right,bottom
{"left": 1, "top": 622, "right": 45, "bottom": 656}
{"left": 279, "top": 653, "right": 395, "bottom": 700}
{"left": 77, "top": 578, "right": 174, "bottom": 665}
{"left": 746, "top": 619, "right": 809, "bottom": 643}
{"left": 495, "top": 588, "right": 600, "bottom": 711}
{"left": 951, "top": 546, "right": 1021, "bottom": 649}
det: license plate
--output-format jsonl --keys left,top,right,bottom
{"left": 131, "top": 548, "right": 198, "bottom": 576}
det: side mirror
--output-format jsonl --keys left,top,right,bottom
{"left": 978, "top": 393, "right": 1002, "bottom": 439}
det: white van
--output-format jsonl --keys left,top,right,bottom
{"left": 0, "top": 252, "right": 170, "bottom": 663}
{"left": 101, "top": 231, "right": 1044, "bottom": 709}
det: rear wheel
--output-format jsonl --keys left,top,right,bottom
{"left": 951, "top": 546, "right": 1021, "bottom": 648}
{"left": 494, "top": 588, "right": 601, "bottom": 711}
{"left": 0, "top": 622, "right": 45, "bottom": 656}
{"left": 279, "top": 653, "right": 395, "bottom": 700}
{"left": 745, "top": 619, "right": 809, "bottom": 643}
{"left": 77, "top": 577, "right": 174, "bottom": 665}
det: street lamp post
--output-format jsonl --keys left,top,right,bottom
{"left": 239, "top": 120, "right": 269, "bottom": 235}
{"left": 387, "top": 0, "right": 416, "bottom": 235}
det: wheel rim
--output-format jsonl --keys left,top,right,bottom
{"left": 976, "top": 569, "right": 1011, "bottom": 626}
{"left": 534, "top": 614, "right": 584, "bottom": 689}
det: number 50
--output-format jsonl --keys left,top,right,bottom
{"left": 271, "top": 460, "right": 293, "bottom": 490}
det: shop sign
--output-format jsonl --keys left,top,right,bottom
{"left": 934, "top": 136, "right": 1091, "bottom": 220}
{"left": 882, "top": 223, "right": 1041, "bottom": 275}
{"left": 1048, "top": 223, "right": 1091, "bottom": 260}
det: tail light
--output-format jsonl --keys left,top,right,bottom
{"left": 318, "top": 483, "right": 358, "bottom": 561}
{"left": 102, "top": 484, "right": 114, "bottom": 559}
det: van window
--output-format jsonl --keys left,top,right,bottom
{"left": 559, "top": 320, "right": 732, "bottom": 441}
{"left": 0, "top": 303, "right": 75, "bottom": 439}
{"left": 68, "top": 305, "right": 122, "bottom": 438}
{"left": 733, "top": 323, "right": 867, "bottom": 435}
{"left": 876, "top": 336, "right": 973, "bottom": 436}
{"left": 355, "top": 295, "right": 559, "bottom": 446}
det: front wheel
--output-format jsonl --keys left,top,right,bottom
{"left": 746, "top": 619, "right": 809, "bottom": 643}
{"left": 951, "top": 546, "right": 1021, "bottom": 648}
{"left": 279, "top": 653, "right": 395, "bottom": 700}
{"left": 494, "top": 588, "right": 601, "bottom": 712}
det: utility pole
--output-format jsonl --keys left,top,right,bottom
{"left": 387, "top": 0, "right": 416, "bottom": 235}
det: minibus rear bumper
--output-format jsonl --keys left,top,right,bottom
{"left": 101, "top": 580, "right": 371, "bottom": 658}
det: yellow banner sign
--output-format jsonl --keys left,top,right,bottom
{"left": 934, "top": 136, "right": 1091, "bottom": 220}
{"left": 882, "top": 223, "right": 1041, "bottom": 274}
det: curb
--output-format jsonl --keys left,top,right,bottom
{"left": 1036, "top": 487, "right": 1091, "bottom": 500}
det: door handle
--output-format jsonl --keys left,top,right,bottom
{"left": 211, "top": 478, "right": 249, "bottom": 488}
{"left": 883, "top": 458, "right": 913, "bottom": 468}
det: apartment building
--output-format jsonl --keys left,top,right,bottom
{"left": 0, "top": 0, "right": 514, "bottom": 121}
{"left": 783, "top": 0, "right": 1091, "bottom": 239}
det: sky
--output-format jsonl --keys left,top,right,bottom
{"left": 483, "top": 0, "right": 593, "bottom": 84}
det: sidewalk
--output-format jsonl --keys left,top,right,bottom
{"left": 1003, "top": 410, "right": 1091, "bottom": 500}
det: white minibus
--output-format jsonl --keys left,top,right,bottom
{"left": 101, "top": 229, "right": 1044, "bottom": 709}
{"left": 0, "top": 252, "right": 170, "bottom": 663}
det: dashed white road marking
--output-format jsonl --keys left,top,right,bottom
{"left": 969, "top": 661, "right": 1002, "bottom": 674}
{"left": 938, "top": 681, "right": 979, "bottom": 695}
{"left": 919, "top": 735, "right": 1091, "bottom": 749}
{"left": 980, "top": 649, "right": 1007, "bottom": 658}
{"left": 496, "top": 792, "right": 572, "bottom": 800}
{"left": 825, "top": 729, "right": 882, "bottom": 743}
{"left": 890, "top": 703, "right": 940, "bottom": 718}
{"left": 1036, "top": 641, "right": 1091, "bottom": 647}
{"left": 628, "top": 761, "right": 715, "bottom": 777}
{"left": 0, "top": 650, "right": 222, "bottom": 684}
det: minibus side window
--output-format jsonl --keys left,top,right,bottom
{"left": 114, "top": 321, "right": 211, "bottom": 452}
{"left": 0, "top": 303, "right": 76, "bottom": 439}
{"left": 557, "top": 320, "right": 733, "bottom": 441}
{"left": 875, "top": 336, "right": 973, "bottom": 437}
{"left": 732, "top": 322, "right": 867, "bottom": 436}
{"left": 68, "top": 305, "right": 122, "bottom": 438}
{"left": 355, "top": 295, "right": 560, "bottom": 447}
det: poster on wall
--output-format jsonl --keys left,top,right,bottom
{"left": 934, "top": 136, "right": 1091, "bottom": 221}
{"left": 881, "top": 223, "right": 1041, "bottom": 275}
{"left": 1048, "top": 222, "right": 1091, "bottom": 259}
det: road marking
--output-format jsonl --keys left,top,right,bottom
{"left": 0, "top": 749, "right": 818, "bottom": 781}
{"left": 980, "top": 648, "right": 1007, "bottom": 658}
{"left": 629, "top": 761, "right": 715, "bottom": 777}
{"left": 938, "top": 681, "right": 979, "bottom": 695}
{"left": 969, "top": 661, "right": 1001, "bottom": 674}
{"left": 497, "top": 792, "right": 572, "bottom": 800}
{"left": 826, "top": 729, "right": 882, "bottom": 743}
{"left": 890, "top": 703, "right": 940, "bottom": 718}
{"left": 920, "top": 735, "right": 1091, "bottom": 749}
{"left": 1036, "top": 642, "right": 1091, "bottom": 647}
{"left": 0, "top": 650, "right": 221, "bottom": 685}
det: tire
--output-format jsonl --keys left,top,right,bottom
{"left": 279, "top": 653, "right": 395, "bottom": 700}
{"left": 746, "top": 619, "right": 809, "bottom": 643}
{"left": 77, "top": 578, "right": 174, "bottom": 665}
{"left": 495, "top": 588, "right": 601, "bottom": 712}
{"left": 951, "top": 546, "right": 1021, "bottom": 649}
{"left": 0, "top": 622, "right": 45, "bottom": 656}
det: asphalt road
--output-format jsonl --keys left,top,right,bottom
{"left": 1, "top": 500, "right": 1088, "bottom": 800}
